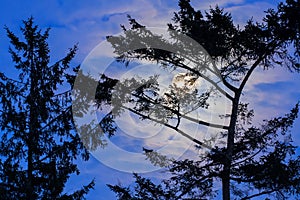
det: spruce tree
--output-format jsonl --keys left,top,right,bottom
{"left": 0, "top": 18, "right": 94, "bottom": 199}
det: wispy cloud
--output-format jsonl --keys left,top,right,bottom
{"left": 242, "top": 67, "right": 300, "bottom": 123}
{"left": 1, "top": 0, "right": 299, "bottom": 199}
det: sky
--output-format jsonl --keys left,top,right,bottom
{"left": 0, "top": 0, "right": 299, "bottom": 199}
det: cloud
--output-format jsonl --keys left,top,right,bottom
{"left": 1, "top": 0, "right": 299, "bottom": 199}
{"left": 225, "top": 1, "right": 277, "bottom": 25}
{"left": 101, "top": 13, "right": 127, "bottom": 22}
{"left": 53, "top": 0, "right": 176, "bottom": 62}
{"left": 241, "top": 67, "right": 300, "bottom": 123}
{"left": 190, "top": 0, "right": 278, "bottom": 26}
{"left": 191, "top": 0, "right": 245, "bottom": 10}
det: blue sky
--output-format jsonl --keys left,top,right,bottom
{"left": 0, "top": 0, "right": 299, "bottom": 199}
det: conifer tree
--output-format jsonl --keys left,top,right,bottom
{"left": 0, "top": 18, "right": 94, "bottom": 199}
{"left": 88, "top": 0, "right": 300, "bottom": 199}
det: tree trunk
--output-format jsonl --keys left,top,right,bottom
{"left": 27, "top": 47, "right": 35, "bottom": 200}
{"left": 222, "top": 91, "right": 240, "bottom": 200}
{"left": 27, "top": 142, "right": 33, "bottom": 200}
{"left": 222, "top": 169, "right": 230, "bottom": 200}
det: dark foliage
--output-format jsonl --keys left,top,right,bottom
{"left": 77, "top": 0, "right": 299, "bottom": 199}
{"left": 0, "top": 18, "right": 94, "bottom": 199}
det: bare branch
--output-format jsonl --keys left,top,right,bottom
{"left": 231, "top": 148, "right": 263, "bottom": 167}
{"left": 241, "top": 189, "right": 276, "bottom": 200}
{"left": 239, "top": 40, "right": 278, "bottom": 93}
{"left": 131, "top": 93, "right": 229, "bottom": 130}
{"left": 121, "top": 105, "right": 213, "bottom": 151}
{"left": 165, "top": 57, "right": 234, "bottom": 101}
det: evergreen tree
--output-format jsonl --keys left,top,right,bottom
{"left": 0, "top": 18, "right": 94, "bottom": 199}
{"left": 83, "top": 0, "right": 300, "bottom": 199}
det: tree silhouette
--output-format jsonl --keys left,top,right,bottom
{"left": 0, "top": 18, "right": 94, "bottom": 199}
{"left": 73, "top": 0, "right": 299, "bottom": 199}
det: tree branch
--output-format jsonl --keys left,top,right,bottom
{"left": 121, "top": 105, "right": 213, "bottom": 151}
{"left": 39, "top": 106, "right": 71, "bottom": 132}
{"left": 182, "top": 54, "right": 238, "bottom": 93}
{"left": 239, "top": 40, "right": 278, "bottom": 93}
{"left": 0, "top": 73, "right": 25, "bottom": 85}
{"left": 241, "top": 189, "right": 276, "bottom": 200}
{"left": 238, "top": 57, "right": 264, "bottom": 93}
{"left": 131, "top": 93, "right": 229, "bottom": 130}
{"left": 166, "top": 58, "right": 234, "bottom": 101}
{"left": 125, "top": 54, "right": 234, "bottom": 101}
{"left": 231, "top": 147, "right": 263, "bottom": 166}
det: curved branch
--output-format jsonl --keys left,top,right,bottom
{"left": 124, "top": 54, "right": 234, "bottom": 101}
{"left": 166, "top": 58, "right": 234, "bottom": 101}
{"left": 241, "top": 189, "right": 276, "bottom": 200}
{"left": 238, "top": 40, "right": 278, "bottom": 93}
{"left": 131, "top": 93, "right": 229, "bottom": 130}
{"left": 183, "top": 114, "right": 229, "bottom": 130}
{"left": 0, "top": 73, "right": 25, "bottom": 85}
{"left": 121, "top": 105, "right": 213, "bottom": 151}
{"left": 238, "top": 57, "right": 264, "bottom": 94}
{"left": 181, "top": 53, "right": 238, "bottom": 93}
{"left": 221, "top": 75, "right": 238, "bottom": 92}
{"left": 231, "top": 147, "right": 263, "bottom": 167}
